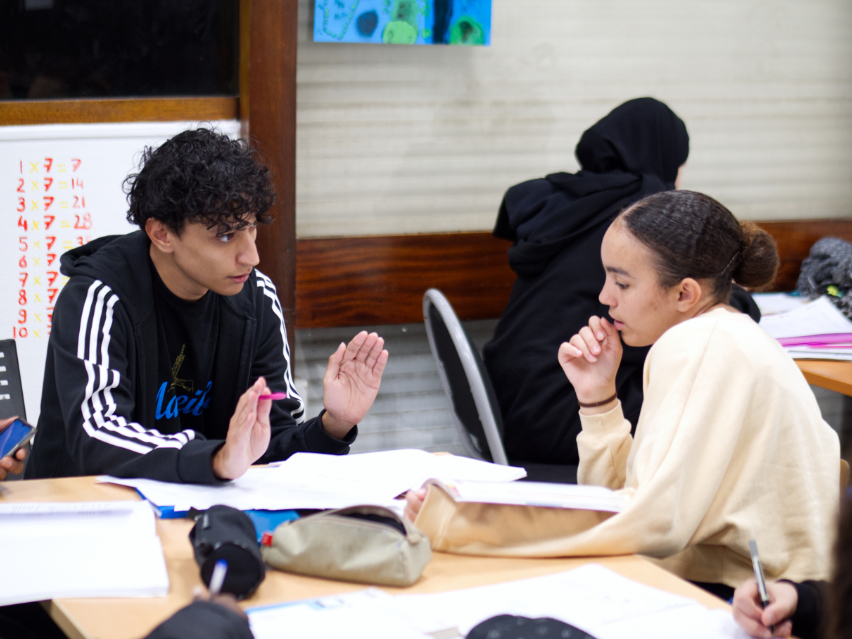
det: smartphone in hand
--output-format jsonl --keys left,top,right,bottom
{"left": 0, "top": 418, "right": 36, "bottom": 459}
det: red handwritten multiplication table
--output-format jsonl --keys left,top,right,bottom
{"left": 14, "top": 157, "right": 93, "bottom": 341}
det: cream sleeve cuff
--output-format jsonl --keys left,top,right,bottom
{"left": 576, "top": 401, "right": 633, "bottom": 489}
{"left": 578, "top": 400, "right": 631, "bottom": 439}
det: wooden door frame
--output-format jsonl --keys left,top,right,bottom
{"left": 240, "top": 0, "right": 298, "bottom": 355}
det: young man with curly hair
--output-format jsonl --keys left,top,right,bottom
{"left": 25, "top": 128, "right": 388, "bottom": 484}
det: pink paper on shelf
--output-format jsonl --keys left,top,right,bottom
{"left": 777, "top": 333, "right": 852, "bottom": 347}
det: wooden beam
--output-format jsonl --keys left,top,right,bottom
{"left": 238, "top": 0, "right": 251, "bottom": 135}
{"left": 296, "top": 233, "right": 515, "bottom": 329}
{"left": 245, "top": 0, "right": 298, "bottom": 353}
{"left": 0, "top": 97, "right": 237, "bottom": 125}
{"left": 294, "top": 220, "right": 852, "bottom": 329}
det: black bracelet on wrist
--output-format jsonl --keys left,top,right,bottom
{"left": 577, "top": 393, "right": 618, "bottom": 408}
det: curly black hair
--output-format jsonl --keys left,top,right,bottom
{"left": 124, "top": 127, "right": 275, "bottom": 235}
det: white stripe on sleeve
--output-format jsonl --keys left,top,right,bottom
{"left": 256, "top": 271, "right": 306, "bottom": 422}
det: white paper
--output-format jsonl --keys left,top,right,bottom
{"left": 101, "top": 467, "right": 311, "bottom": 513}
{"left": 265, "top": 450, "right": 525, "bottom": 497}
{"left": 702, "top": 610, "right": 752, "bottom": 639}
{"left": 391, "top": 564, "right": 695, "bottom": 637}
{"left": 426, "top": 453, "right": 528, "bottom": 483}
{"left": 249, "top": 590, "right": 431, "bottom": 639}
{"left": 760, "top": 295, "right": 852, "bottom": 339}
{"left": 264, "top": 450, "right": 431, "bottom": 504}
{"left": 0, "top": 500, "right": 140, "bottom": 516}
{"left": 434, "top": 480, "right": 626, "bottom": 512}
{"left": 384, "top": 565, "right": 746, "bottom": 639}
{"left": 102, "top": 450, "right": 526, "bottom": 514}
{"left": 246, "top": 565, "right": 746, "bottom": 639}
{"left": 0, "top": 500, "right": 156, "bottom": 539}
{"left": 0, "top": 500, "right": 169, "bottom": 605}
{"left": 751, "top": 292, "right": 808, "bottom": 316}
{"left": 785, "top": 345, "right": 852, "bottom": 361}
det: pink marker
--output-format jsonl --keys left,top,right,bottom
{"left": 258, "top": 392, "right": 288, "bottom": 400}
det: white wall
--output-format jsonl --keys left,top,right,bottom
{"left": 295, "top": 0, "right": 852, "bottom": 237}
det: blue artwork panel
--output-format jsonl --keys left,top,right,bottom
{"left": 314, "top": 0, "right": 491, "bottom": 46}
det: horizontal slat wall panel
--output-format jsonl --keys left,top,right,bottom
{"left": 295, "top": 220, "right": 852, "bottom": 329}
{"left": 295, "top": 0, "right": 852, "bottom": 237}
{"left": 292, "top": 321, "right": 500, "bottom": 456}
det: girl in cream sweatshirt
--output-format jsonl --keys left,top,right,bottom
{"left": 409, "top": 190, "right": 840, "bottom": 597}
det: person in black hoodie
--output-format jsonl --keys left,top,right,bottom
{"left": 482, "top": 98, "right": 759, "bottom": 468}
{"left": 0, "top": 594, "right": 253, "bottom": 639}
{"left": 145, "top": 591, "right": 254, "bottom": 639}
{"left": 26, "top": 128, "right": 388, "bottom": 484}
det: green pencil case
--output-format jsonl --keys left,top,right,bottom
{"left": 260, "top": 504, "right": 432, "bottom": 587}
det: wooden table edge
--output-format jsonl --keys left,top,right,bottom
{"left": 797, "top": 359, "right": 852, "bottom": 396}
{"left": 42, "top": 600, "right": 95, "bottom": 639}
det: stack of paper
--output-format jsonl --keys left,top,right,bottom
{"left": 760, "top": 295, "right": 852, "bottom": 361}
{"left": 102, "top": 449, "right": 527, "bottom": 516}
{"left": 0, "top": 501, "right": 169, "bottom": 605}
{"left": 247, "top": 564, "right": 749, "bottom": 639}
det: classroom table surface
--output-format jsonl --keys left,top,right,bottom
{"left": 0, "top": 476, "right": 730, "bottom": 639}
{"left": 797, "top": 359, "right": 852, "bottom": 397}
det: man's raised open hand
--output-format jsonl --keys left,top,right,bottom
{"left": 321, "top": 331, "right": 388, "bottom": 439}
{"left": 212, "top": 377, "right": 272, "bottom": 480}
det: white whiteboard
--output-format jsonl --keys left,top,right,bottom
{"left": 0, "top": 120, "right": 241, "bottom": 425}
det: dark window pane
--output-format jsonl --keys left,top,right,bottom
{"left": 0, "top": 0, "right": 238, "bottom": 100}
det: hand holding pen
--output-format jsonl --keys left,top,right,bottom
{"left": 213, "top": 378, "right": 275, "bottom": 480}
{"left": 732, "top": 540, "right": 797, "bottom": 638}
{"left": 732, "top": 579, "right": 797, "bottom": 638}
{"left": 190, "top": 560, "right": 247, "bottom": 620}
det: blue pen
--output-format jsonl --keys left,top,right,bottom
{"left": 209, "top": 559, "right": 228, "bottom": 596}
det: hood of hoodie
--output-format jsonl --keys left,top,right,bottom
{"left": 495, "top": 172, "right": 648, "bottom": 278}
{"left": 494, "top": 98, "right": 689, "bottom": 278}
{"left": 60, "top": 231, "right": 156, "bottom": 326}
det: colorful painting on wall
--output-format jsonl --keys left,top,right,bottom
{"left": 314, "top": 0, "right": 491, "bottom": 46}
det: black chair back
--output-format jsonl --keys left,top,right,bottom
{"left": 0, "top": 340, "right": 27, "bottom": 421}
{"left": 423, "top": 290, "right": 508, "bottom": 464}
{"left": 0, "top": 339, "right": 29, "bottom": 480}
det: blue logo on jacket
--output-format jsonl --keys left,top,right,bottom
{"left": 155, "top": 380, "right": 212, "bottom": 420}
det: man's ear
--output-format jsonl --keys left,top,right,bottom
{"left": 675, "top": 278, "right": 705, "bottom": 313}
{"left": 146, "top": 218, "right": 175, "bottom": 254}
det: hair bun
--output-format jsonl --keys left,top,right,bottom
{"left": 732, "top": 223, "right": 778, "bottom": 290}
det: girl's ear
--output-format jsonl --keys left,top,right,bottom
{"left": 675, "top": 277, "right": 705, "bottom": 313}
